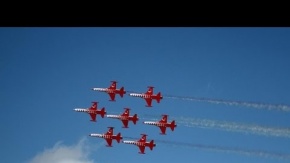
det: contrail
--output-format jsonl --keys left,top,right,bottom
{"left": 164, "top": 94, "right": 290, "bottom": 112}
{"left": 122, "top": 136, "right": 290, "bottom": 160}
{"left": 142, "top": 114, "right": 290, "bottom": 138}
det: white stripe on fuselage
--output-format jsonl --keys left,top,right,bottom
{"left": 123, "top": 141, "right": 145, "bottom": 146}
{"left": 74, "top": 108, "right": 88, "bottom": 112}
{"left": 106, "top": 115, "right": 120, "bottom": 118}
{"left": 92, "top": 88, "right": 107, "bottom": 91}
{"left": 129, "top": 93, "right": 151, "bottom": 98}
{"left": 74, "top": 108, "right": 99, "bottom": 114}
{"left": 92, "top": 88, "right": 115, "bottom": 93}
{"left": 123, "top": 140, "right": 135, "bottom": 144}
{"left": 107, "top": 115, "right": 129, "bottom": 120}
{"left": 144, "top": 121, "right": 165, "bottom": 126}
{"left": 90, "top": 134, "right": 112, "bottom": 139}
{"left": 90, "top": 133, "right": 103, "bottom": 137}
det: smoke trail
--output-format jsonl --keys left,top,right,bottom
{"left": 158, "top": 139, "right": 290, "bottom": 160}
{"left": 122, "top": 136, "right": 290, "bottom": 160}
{"left": 164, "top": 95, "right": 290, "bottom": 112}
{"left": 179, "top": 118, "right": 290, "bottom": 138}
{"left": 142, "top": 114, "right": 290, "bottom": 138}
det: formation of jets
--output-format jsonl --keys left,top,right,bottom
{"left": 74, "top": 81, "right": 176, "bottom": 154}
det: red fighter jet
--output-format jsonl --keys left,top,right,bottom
{"left": 106, "top": 108, "right": 139, "bottom": 128}
{"left": 91, "top": 81, "right": 126, "bottom": 101}
{"left": 89, "top": 127, "right": 123, "bottom": 147}
{"left": 122, "top": 134, "right": 156, "bottom": 154}
{"left": 143, "top": 114, "right": 176, "bottom": 135}
{"left": 74, "top": 102, "right": 106, "bottom": 122}
{"left": 129, "top": 86, "right": 163, "bottom": 107}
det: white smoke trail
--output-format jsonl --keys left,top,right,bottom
{"left": 158, "top": 139, "right": 290, "bottom": 160}
{"left": 164, "top": 95, "right": 290, "bottom": 112}
{"left": 122, "top": 136, "right": 290, "bottom": 160}
{"left": 179, "top": 117, "right": 290, "bottom": 138}
{"left": 142, "top": 114, "right": 290, "bottom": 138}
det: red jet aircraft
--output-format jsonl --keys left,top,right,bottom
{"left": 143, "top": 115, "right": 176, "bottom": 135}
{"left": 91, "top": 81, "right": 126, "bottom": 101}
{"left": 129, "top": 86, "right": 163, "bottom": 107}
{"left": 74, "top": 102, "right": 106, "bottom": 122}
{"left": 106, "top": 108, "right": 139, "bottom": 128}
{"left": 122, "top": 134, "right": 156, "bottom": 154}
{"left": 89, "top": 127, "right": 123, "bottom": 147}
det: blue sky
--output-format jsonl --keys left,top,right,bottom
{"left": 1, "top": 27, "right": 290, "bottom": 163}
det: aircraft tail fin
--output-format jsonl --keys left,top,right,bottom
{"left": 119, "top": 87, "right": 126, "bottom": 97}
{"left": 149, "top": 140, "right": 156, "bottom": 150}
{"left": 170, "top": 120, "right": 176, "bottom": 131}
{"left": 156, "top": 92, "right": 163, "bottom": 103}
{"left": 116, "top": 133, "right": 123, "bottom": 143}
{"left": 132, "top": 114, "right": 139, "bottom": 124}
{"left": 100, "top": 107, "right": 106, "bottom": 118}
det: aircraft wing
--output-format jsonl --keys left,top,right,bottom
{"left": 159, "top": 126, "right": 167, "bottom": 134}
{"left": 145, "top": 98, "right": 152, "bottom": 107}
{"left": 89, "top": 113, "right": 96, "bottom": 121}
{"left": 138, "top": 146, "right": 145, "bottom": 154}
{"left": 105, "top": 138, "right": 112, "bottom": 146}
{"left": 121, "top": 120, "right": 129, "bottom": 128}
{"left": 108, "top": 93, "right": 116, "bottom": 101}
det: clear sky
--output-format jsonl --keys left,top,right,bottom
{"left": 1, "top": 27, "right": 290, "bottom": 163}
